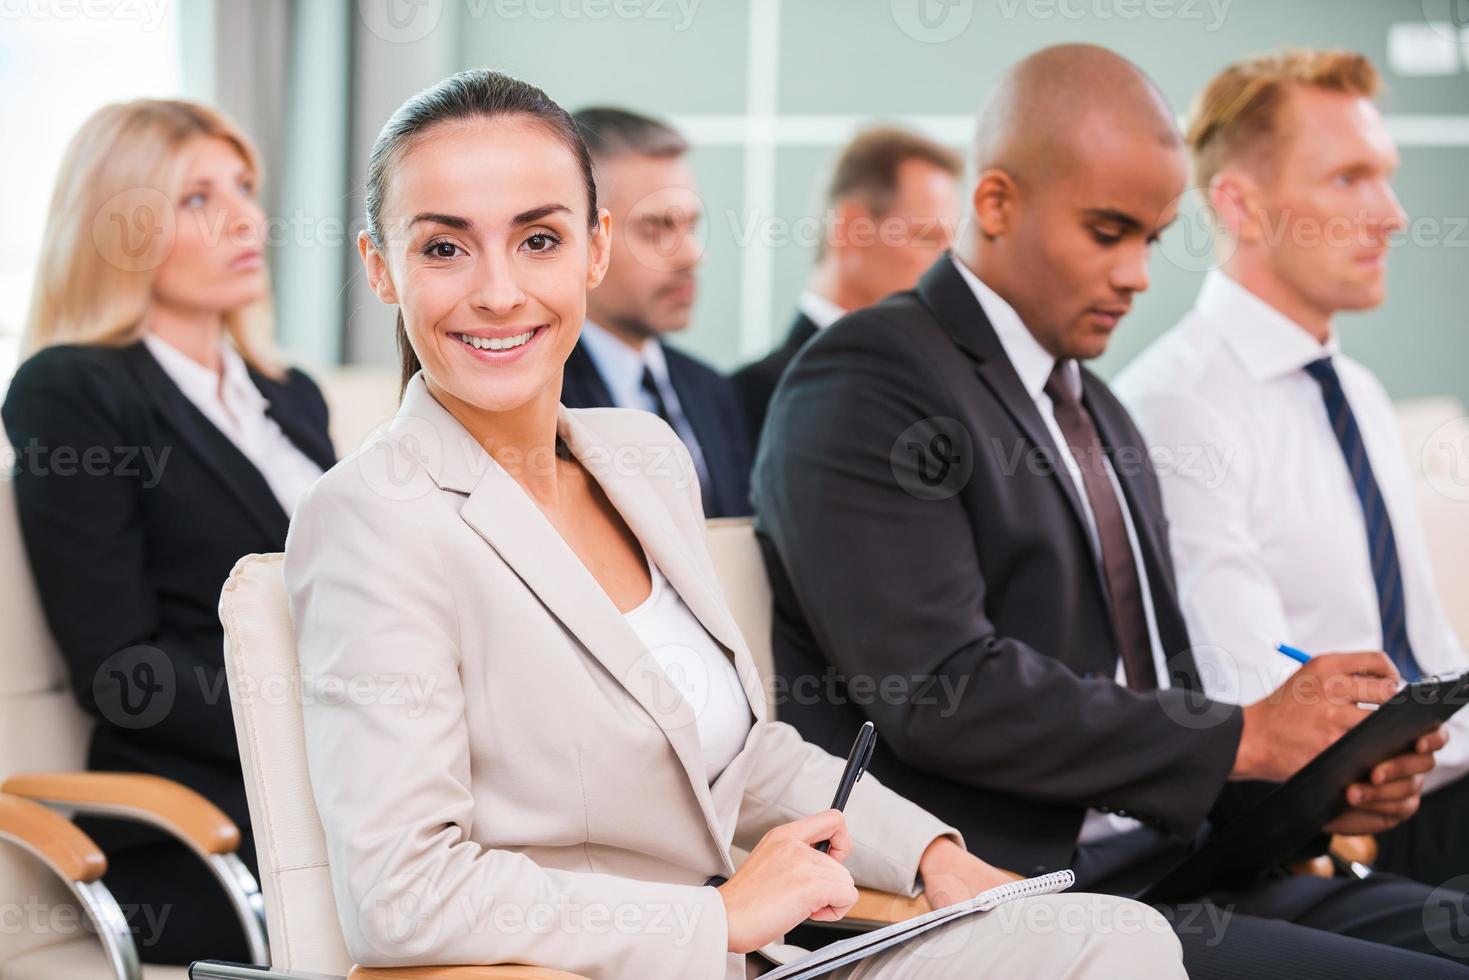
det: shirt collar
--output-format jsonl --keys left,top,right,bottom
{"left": 142, "top": 331, "right": 266, "bottom": 409}
{"left": 1196, "top": 270, "right": 1341, "bottom": 381}
{"left": 579, "top": 319, "right": 669, "bottom": 405}
{"left": 949, "top": 254, "right": 1076, "bottom": 400}
{"left": 796, "top": 290, "right": 847, "bottom": 331}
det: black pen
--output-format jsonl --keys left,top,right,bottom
{"left": 816, "top": 721, "right": 877, "bottom": 854}
{"left": 704, "top": 721, "right": 877, "bottom": 887}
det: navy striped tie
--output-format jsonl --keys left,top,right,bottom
{"left": 1303, "top": 357, "right": 1423, "bottom": 681}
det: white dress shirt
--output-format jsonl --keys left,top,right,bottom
{"left": 142, "top": 332, "right": 324, "bottom": 517}
{"left": 624, "top": 553, "right": 753, "bottom": 784}
{"left": 951, "top": 256, "right": 1171, "bottom": 841}
{"left": 577, "top": 319, "right": 712, "bottom": 492}
{"left": 796, "top": 290, "right": 847, "bottom": 330}
{"left": 1115, "top": 270, "right": 1469, "bottom": 792}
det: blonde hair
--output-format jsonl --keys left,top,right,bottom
{"left": 1185, "top": 49, "right": 1381, "bottom": 192}
{"left": 22, "top": 98, "right": 285, "bottom": 378}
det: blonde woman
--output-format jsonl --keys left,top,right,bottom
{"left": 283, "top": 68, "right": 1183, "bottom": 978}
{"left": 2, "top": 100, "right": 334, "bottom": 964}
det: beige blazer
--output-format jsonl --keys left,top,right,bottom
{"left": 283, "top": 374, "right": 960, "bottom": 980}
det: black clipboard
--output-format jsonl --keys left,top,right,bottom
{"left": 1140, "top": 671, "right": 1469, "bottom": 905}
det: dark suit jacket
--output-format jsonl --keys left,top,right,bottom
{"left": 561, "top": 338, "right": 751, "bottom": 518}
{"left": 732, "top": 312, "right": 818, "bottom": 452}
{"left": 2, "top": 342, "right": 335, "bottom": 856}
{"left": 751, "top": 256, "right": 1243, "bottom": 878}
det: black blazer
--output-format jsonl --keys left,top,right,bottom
{"left": 2, "top": 342, "right": 335, "bottom": 855}
{"left": 561, "top": 338, "right": 751, "bottom": 518}
{"left": 732, "top": 312, "right": 818, "bottom": 453}
{"left": 751, "top": 256, "right": 1243, "bottom": 878}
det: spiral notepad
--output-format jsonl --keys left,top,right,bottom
{"left": 760, "top": 869, "right": 1076, "bottom": 980}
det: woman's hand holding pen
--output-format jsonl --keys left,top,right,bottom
{"left": 717, "top": 809, "right": 858, "bottom": 953}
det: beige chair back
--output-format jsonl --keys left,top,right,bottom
{"left": 0, "top": 434, "right": 99, "bottom": 965}
{"left": 703, "top": 517, "right": 777, "bottom": 717}
{"left": 318, "top": 367, "right": 401, "bottom": 460}
{"left": 216, "top": 554, "right": 353, "bottom": 975}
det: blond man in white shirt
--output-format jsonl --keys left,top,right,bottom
{"left": 1117, "top": 49, "right": 1468, "bottom": 888}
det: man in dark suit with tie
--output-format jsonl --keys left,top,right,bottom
{"left": 562, "top": 107, "right": 750, "bottom": 517}
{"left": 732, "top": 126, "right": 961, "bottom": 447}
{"left": 753, "top": 43, "right": 1468, "bottom": 978}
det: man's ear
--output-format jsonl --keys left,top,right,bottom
{"left": 1209, "top": 171, "right": 1265, "bottom": 246}
{"left": 971, "top": 169, "right": 1016, "bottom": 239}
{"left": 586, "top": 208, "right": 613, "bottom": 289}
{"left": 358, "top": 230, "right": 399, "bottom": 304}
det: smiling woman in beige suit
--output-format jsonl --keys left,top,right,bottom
{"left": 282, "top": 69, "right": 1184, "bottom": 979}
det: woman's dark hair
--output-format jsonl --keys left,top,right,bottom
{"left": 363, "top": 69, "right": 599, "bottom": 396}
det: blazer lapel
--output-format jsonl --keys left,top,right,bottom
{"left": 560, "top": 407, "right": 766, "bottom": 724}
{"left": 915, "top": 258, "right": 1094, "bottom": 541}
{"left": 787, "top": 312, "right": 818, "bottom": 349}
{"left": 560, "top": 407, "right": 768, "bottom": 849}
{"left": 249, "top": 368, "right": 337, "bottom": 471}
{"left": 402, "top": 378, "right": 742, "bottom": 862}
{"left": 122, "top": 344, "right": 288, "bottom": 542}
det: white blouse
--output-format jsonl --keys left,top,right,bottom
{"left": 623, "top": 555, "right": 753, "bottom": 783}
{"left": 142, "top": 332, "right": 324, "bottom": 517}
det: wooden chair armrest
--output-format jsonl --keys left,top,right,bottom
{"left": 846, "top": 886, "right": 931, "bottom": 926}
{"left": 1287, "top": 854, "right": 1336, "bottom": 877}
{"left": 0, "top": 792, "right": 107, "bottom": 883}
{"left": 1288, "top": 835, "right": 1379, "bottom": 878}
{"left": 350, "top": 967, "right": 591, "bottom": 979}
{"left": 1329, "top": 834, "right": 1378, "bottom": 867}
{"left": 4, "top": 771, "right": 240, "bottom": 855}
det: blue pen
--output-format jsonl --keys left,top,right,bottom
{"left": 1276, "top": 642, "right": 1312, "bottom": 665}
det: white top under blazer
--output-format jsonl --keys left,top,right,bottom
{"left": 625, "top": 554, "right": 754, "bottom": 783}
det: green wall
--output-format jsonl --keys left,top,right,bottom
{"left": 428, "top": 0, "right": 1468, "bottom": 401}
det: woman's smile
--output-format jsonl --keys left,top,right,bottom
{"left": 449, "top": 324, "right": 550, "bottom": 364}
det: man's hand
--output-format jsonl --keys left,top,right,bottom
{"left": 1233, "top": 652, "right": 1400, "bottom": 782}
{"left": 916, "top": 836, "right": 1021, "bottom": 909}
{"left": 1323, "top": 727, "right": 1448, "bottom": 834}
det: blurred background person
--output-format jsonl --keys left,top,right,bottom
{"left": 1, "top": 99, "right": 334, "bottom": 964}
{"left": 1117, "top": 49, "right": 1469, "bottom": 888}
{"left": 734, "top": 125, "right": 961, "bottom": 445}
{"left": 561, "top": 106, "right": 751, "bottom": 517}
